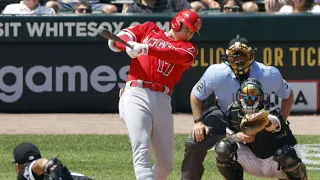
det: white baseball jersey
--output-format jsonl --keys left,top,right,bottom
{"left": 193, "top": 61, "right": 291, "bottom": 113}
{"left": 2, "top": 1, "right": 55, "bottom": 14}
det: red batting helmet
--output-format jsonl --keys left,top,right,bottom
{"left": 170, "top": 10, "right": 202, "bottom": 35}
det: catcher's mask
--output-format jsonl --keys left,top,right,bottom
{"left": 222, "top": 35, "right": 256, "bottom": 77}
{"left": 236, "top": 78, "right": 266, "bottom": 114}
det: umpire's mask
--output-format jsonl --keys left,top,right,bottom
{"left": 222, "top": 35, "right": 256, "bottom": 78}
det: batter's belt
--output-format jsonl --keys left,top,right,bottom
{"left": 126, "top": 80, "right": 171, "bottom": 95}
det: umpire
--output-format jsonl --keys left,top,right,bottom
{"left": 13, "top": 142, "right": 93, "bottom": 180}
{"left": 181, "top": 35, "right": 295, "bottom": 180}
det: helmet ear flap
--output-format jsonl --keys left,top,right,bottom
{"left": 172, "top": 21, "right": 181, "bottom": 31}
{"left": 171, "top": 15, "right": 182, "bottom": 31}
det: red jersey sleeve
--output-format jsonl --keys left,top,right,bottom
{"left": 114, "top": 22, "right": 155, "bottom": 51}
{"left": 148, "top": 42, "right": 198, "bottom": 64}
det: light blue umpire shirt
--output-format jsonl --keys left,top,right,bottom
{"left": 192, "top": 61, "right": 292, "bottom": 113}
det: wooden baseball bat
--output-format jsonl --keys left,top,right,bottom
{"left": 97, "top": 27, "right": 133, "bottom": 49}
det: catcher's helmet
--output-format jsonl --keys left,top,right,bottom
{"left": 222, "top": 35, "right": 256, "bottom": 76}
{"left": 171, "top": 10, "right": 202, "bottom": 35}
{"left": 237, "top": 78, "right": 265, "bottom": 114}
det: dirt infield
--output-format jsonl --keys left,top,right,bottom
{"left": 0, "top": 113, "right": 319, "bottom": 135}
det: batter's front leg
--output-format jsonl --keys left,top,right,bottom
{"left": 122, "top": 88, "right": 155, "bottom": 180}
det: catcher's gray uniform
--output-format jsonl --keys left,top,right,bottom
{"left": 234, "top": 143, "right": 301, "bottom": 179}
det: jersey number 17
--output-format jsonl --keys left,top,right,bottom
{"left": 157, "top": 59, "right": 175, "bottom": 76}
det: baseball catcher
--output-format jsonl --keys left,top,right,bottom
{"left": 214, "top": 78, "right": 307, "bottom": 180}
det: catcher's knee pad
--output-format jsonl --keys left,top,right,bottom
{"left": 273, "top": 145, "right": 308, "bottom": 180}
{"left": 215, "top": 138, "right": 238, "bottom": 162}
{"left": 214, "top": 138, "right": 243, "bottom": 180}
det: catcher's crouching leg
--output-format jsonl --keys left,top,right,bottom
{"left": 273, "top": 145, "right": 308, "bottom": 180}
{"left": 214, "top": 137, "right": 243, "bottom": 180}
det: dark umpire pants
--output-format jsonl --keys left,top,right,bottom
{"left": 181, "top": 106, "right": 227, "bottom": 180}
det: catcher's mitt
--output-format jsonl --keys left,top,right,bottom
{"left": 240, "top": 109, "right": 271, "bottom": 136}
{"left": 44, "top": 157, "right": 73, "bottom": 180}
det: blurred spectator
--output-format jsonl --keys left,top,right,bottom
{"left": 73, "top": 1, "right": 92, "bottom": 13}
{"left": 190, "top": 1, "right": 206, "bottom": 12}
{"left": 242, "top": 1, "right": 259, "bottom": 11}
{"left": 220, "top": 0, "right": 242, "bottom": 12}
{"left": 279, "top": 0, "right": 320, "bottom": 12}
{"left": 122, "top": 3, "right": 129, "bottom": 12}
{"left": 123, "top": 0, "right": 191, "bottom": 13}
{"left": 201, "top": 0, "right": 221, "bottom": 8}
{"left": 2, "top": 0, "right": 55, "bottom": 14}
{"left": 187, "top": 0, "right": 221, "bottom": 13}
{"left": 45, "top": 0, "right": 117, "bottom": 14}
{"left": 265, "top": 0, "right": 291, "bottom": 12}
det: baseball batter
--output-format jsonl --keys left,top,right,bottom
{"left": 214, "top": 78, "right": 307, "bottom": 180}
{"left": 181, "top": 35, "right": 295, "bottom": 180}
{"left": 108, "top": 10, "right": 202, "bottom": 180}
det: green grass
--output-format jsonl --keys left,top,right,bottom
{"left": 1, "top": 135, "right": 319, "bottom": 180}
